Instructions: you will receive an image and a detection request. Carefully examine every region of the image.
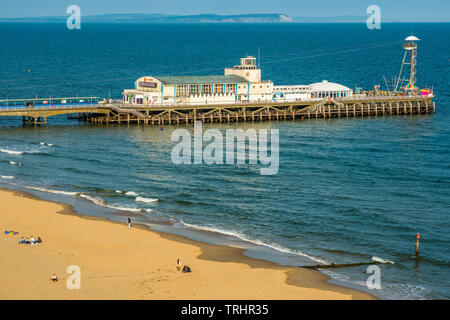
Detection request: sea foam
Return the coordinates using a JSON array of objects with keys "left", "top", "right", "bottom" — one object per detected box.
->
[
  {"left": 1, "top": 148, "right": 24, "bottom": 155},
  {"left": 135, "top": 196, "right": 159, "bottom": 203}
]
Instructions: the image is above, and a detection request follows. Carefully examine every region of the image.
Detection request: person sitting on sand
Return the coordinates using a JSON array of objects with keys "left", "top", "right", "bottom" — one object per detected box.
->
[
  {"left": 176, "top": 259, "right": 182, "bottom": 272},
  {"left": 51, "top": 274, "right": 58, "bottom": 282},
  {"left": 25, "top": 238, "right": 30, "bottom": 244},
  {"left": 30, "top": 236, "right": 36, "bottom": 245},
  {"left": 19, "top": 237, "right": 24, "bottom": 244},
  {"left": 37, "top": 237, "right": 42, "bottom": 243}
]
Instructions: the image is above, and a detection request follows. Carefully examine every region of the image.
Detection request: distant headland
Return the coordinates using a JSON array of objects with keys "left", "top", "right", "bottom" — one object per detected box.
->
[{"left": 0, "top": 13, "right": 292, "bottom": 23}]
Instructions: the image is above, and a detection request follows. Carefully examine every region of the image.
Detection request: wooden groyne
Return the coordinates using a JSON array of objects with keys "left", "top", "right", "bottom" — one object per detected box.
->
[{"left": 0, "top": 95, "right": 435, "bottom": 126}]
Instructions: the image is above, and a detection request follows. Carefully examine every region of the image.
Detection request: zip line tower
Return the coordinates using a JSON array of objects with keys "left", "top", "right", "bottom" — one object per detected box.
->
[{"left": 395, "top": 36, "right": 420, "bottom": 91}]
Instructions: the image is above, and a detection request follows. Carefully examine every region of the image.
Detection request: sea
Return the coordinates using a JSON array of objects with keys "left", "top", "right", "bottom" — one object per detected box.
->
[{"left": 0, "top": 22, "right": 449, "bottom": 299}]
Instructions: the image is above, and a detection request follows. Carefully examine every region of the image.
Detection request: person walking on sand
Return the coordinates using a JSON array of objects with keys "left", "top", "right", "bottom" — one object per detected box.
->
[
  {"left": 176, "top": 259, "right": 182, "bottom": 272},
  {"left": 127, "top": 217, "right": 132, "bottom": 230}
]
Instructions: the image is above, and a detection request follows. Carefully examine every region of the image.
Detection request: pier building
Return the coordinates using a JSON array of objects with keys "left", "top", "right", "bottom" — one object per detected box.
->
[
  {"left": 123, "top": 56, "right": 273, "bottom": 105},
  {"left": 309, "top": 80, "right": 353, "bottom": 98}
]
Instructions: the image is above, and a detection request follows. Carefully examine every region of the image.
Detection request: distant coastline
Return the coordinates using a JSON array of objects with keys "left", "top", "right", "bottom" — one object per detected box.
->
[{"left": 1, "top": 13, "right": 449, "bottom": 23}]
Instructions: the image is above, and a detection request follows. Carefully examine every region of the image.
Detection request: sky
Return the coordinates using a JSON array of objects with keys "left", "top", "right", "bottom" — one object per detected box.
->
[{"left": 0, "top": 0, "right": 449, "bottom": 20}]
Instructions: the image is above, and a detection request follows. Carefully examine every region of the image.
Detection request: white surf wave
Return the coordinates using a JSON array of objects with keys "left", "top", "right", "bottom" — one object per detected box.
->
[
  {"left": 40, "top": 142, "right": 54, "bottom": 147},
  {"left": 24, "top": 185, "right": 152, "bottom": 214},
  {"left": 79, "top": 194, "right": 107, "bottom": 206},
  {"left": 179, "top": 221, "right": 328, "bottom": 265},
  {"left": 1, "top": 148, "right": 24, "bottom": 155},
  {"left": 104, "top": 204, "right": 153, "bottom": 213},
  {"left": 25, "top": 186, "right": 78, "bottom": 196},
  {"left": 125, "top": 191, "right": 138, "bottom": 196},
  {"left": 0, "top": 175, "right": 15, "bottom": 179},
  {"left": 135, "top": 196, "right": 159, "bottom": 203},
  {"left": 371, "top": 256, "right": 395, "bottom": 264},
  {"left": 9, "top": 161, "right": 22, "bottom": 166}
]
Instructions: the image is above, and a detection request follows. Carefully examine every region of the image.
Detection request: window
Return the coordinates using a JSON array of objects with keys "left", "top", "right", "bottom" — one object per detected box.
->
[
  {"left": 190, "top": 84, "right": 199, "bottom": 95},
  {"left": 176, "top": 85, "right": 187, "bottom": 97},
  {"left": 214, "top": 84, "right": 224, "bottom": 94},
  {"left": 226, "top": 84, "right": 236, "bottom": 94},
  {"left": 201, "top": 84, "right": 212, "bottom": 95}
]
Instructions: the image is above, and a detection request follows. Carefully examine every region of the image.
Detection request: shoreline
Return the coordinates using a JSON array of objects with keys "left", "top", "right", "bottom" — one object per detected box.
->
[{"left": 0, "top": 187, "right": 376, "bottom": 299}]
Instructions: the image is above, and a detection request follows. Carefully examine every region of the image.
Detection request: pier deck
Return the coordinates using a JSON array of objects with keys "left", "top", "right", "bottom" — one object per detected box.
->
[{"left": 0, "top": 95, "right": 435, "bottom": 126}]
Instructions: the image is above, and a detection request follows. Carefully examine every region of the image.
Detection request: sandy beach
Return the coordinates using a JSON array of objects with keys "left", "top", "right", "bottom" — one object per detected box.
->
[{"left": 0, "top": 188, "right": 375, "bottom": 300}]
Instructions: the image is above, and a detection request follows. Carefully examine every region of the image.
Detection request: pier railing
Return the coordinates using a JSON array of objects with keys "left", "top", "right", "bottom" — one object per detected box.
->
[
  {"left": 115, "top": 94, "right": 431, "bottom": 109},
  {"left": 0, "top": 104, "right": 104, "bottom": 111}
]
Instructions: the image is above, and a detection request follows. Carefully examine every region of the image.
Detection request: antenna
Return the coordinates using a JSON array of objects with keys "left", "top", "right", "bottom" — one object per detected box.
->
[{"left": 258, "top": 47, "right": 261, "bottom": 69}]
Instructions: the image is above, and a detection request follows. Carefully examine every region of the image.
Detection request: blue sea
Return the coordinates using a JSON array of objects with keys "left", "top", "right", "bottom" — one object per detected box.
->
[{"left": 0, "top": 22, "right": 449, "bottom": 299}]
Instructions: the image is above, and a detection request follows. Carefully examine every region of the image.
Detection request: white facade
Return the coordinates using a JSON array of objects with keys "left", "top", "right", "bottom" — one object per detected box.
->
[
  {"left": 123, "top": 56, "right": 273, "bottom": 105},
  {"left": 309, "top": 80, "right": 353, "bottom": 98},
  {"left": 272, "top": 85, "right": 311, "bottom": 101}
]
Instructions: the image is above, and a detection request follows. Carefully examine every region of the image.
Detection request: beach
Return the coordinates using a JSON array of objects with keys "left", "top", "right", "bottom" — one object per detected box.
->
[{"left": 0, "top": 188, "right": 374, "bottom": 300}]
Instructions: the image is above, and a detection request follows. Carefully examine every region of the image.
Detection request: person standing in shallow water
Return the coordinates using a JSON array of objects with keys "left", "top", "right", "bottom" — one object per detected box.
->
[{"left": 127, "top": 217, "right": 132, "bottom": 230}]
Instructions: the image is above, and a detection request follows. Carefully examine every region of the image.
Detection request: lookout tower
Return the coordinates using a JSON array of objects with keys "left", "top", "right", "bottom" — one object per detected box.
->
[
  {"left": 224, "top": 56, "right": 261, "bottom": 82},
  {"left": 395, "top": 36, "right": 420, "bottom": 91}
]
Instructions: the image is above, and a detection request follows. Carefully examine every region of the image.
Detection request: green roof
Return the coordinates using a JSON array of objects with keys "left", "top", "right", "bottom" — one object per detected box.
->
[{"left": 155, "top": 75, "right": 248, "bottom": 85}]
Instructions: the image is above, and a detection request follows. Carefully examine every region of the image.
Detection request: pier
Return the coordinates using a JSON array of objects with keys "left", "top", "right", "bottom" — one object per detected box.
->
[{"left": 0, "top": 95, "right": 435, "bottom": 126}]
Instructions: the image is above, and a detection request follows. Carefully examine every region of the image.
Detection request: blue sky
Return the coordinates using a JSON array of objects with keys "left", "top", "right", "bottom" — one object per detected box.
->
[{"left": 0, "top": 0, "right": 449, "bottom": 20}]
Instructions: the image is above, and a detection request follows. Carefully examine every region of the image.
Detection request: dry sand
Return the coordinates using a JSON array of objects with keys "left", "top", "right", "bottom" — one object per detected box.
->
[{"left": 0, "top": 188, "right": 375, "bottom": 300}]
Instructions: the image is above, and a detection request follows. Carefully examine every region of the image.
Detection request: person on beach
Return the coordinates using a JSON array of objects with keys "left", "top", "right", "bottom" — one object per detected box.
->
[
  {"left": 37, "top": 236, "right": 42, "bottom": 243},
  {"left": 19, "top": 237, "right": 24, "bottom": 244},
  {"left": 176, "top": 259, "right": 182, "bottom": 272},
  {"left": 25, "top": 238, "right": 30, "bottom": 244},
  {"left": 30, "top": 236, "right": 36, "bottom": 245},
  {"left": 51, "top": 274, "right": 58, "bottom": 282},
  {"left": 127, "top": 217, "right": 132, "bottom": 230}
]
